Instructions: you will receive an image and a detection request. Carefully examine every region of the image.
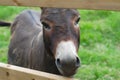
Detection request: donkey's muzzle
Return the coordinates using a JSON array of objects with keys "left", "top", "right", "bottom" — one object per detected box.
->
[
  {"left": 56, "top": 56, "right": 80, "bottom": 77},
  {"left": 55, "top": 41, "right": 80, "bottom": 76}
]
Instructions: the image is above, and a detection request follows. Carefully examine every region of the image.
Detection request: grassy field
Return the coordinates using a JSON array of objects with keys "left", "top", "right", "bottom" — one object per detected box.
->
[{"left": 0, "top": 6, "right": 120, "bottom": 80}]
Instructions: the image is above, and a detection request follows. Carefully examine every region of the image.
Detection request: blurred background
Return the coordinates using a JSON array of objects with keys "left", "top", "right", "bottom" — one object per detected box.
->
[{"left": 0, "top": 6, "right": 120, "bottom": 80}]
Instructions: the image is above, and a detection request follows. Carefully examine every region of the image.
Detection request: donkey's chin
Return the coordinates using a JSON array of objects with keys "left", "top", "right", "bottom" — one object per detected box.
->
[{"left": 56, "top": 65, "right": 78, "bottom": 77}]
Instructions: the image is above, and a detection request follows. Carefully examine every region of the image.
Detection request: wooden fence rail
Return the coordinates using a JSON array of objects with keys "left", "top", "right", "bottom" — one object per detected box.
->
[
  {"left": 0, "top": 63, "right": 74, "bottom": 80},
  {"left": 0, "top": 0, "right": 120, "bottom": 10}
]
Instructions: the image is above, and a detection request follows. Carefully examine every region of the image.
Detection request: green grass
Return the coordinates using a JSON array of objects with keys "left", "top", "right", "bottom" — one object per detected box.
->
[
  {"left": 0, "top": 6, "right": 120, "bottom": 80},
  {"left": 0, "top": 27, "right": 10, "bottom": 63}
]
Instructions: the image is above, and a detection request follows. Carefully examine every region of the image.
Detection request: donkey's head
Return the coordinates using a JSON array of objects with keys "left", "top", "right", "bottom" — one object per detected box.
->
[{"left": 41, "top": 8, "right": 80, "bottom": 77}]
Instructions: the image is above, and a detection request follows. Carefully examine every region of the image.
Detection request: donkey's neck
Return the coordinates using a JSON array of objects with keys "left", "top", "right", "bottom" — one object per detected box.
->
[
  {"left": 31, "top": 31, "right": 60, "bottom": 75},
  {"left": 29, "top": 31, "right": 45, "bottom": 70}
]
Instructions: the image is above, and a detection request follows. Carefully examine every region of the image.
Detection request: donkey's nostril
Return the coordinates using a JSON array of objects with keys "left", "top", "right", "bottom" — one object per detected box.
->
[
  {"left": 56, "top": 58, "right": 61, "bottom": 67},
  {"left": 76, "top": 57, "right": 80, "bottom": 67}
]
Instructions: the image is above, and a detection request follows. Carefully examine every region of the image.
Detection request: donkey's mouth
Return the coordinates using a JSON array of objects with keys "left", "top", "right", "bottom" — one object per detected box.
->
[
  {"left": 55, "top": 57, "right": 80, "bottom": 77},
  {"left": 56, "top": 63, "right": 79, "bottom": 77}
]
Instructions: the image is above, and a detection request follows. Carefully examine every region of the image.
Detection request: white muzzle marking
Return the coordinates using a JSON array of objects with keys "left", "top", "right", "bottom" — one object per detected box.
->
[{"left": 55, "top": 41, "right": 78, "bottom": 59}]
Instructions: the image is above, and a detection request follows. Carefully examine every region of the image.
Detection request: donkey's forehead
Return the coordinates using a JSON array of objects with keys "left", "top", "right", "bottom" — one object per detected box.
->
[
  {"left": 48, "top": 8, "right": 77, "bottom": 13},
  {"left": 41, "top": 8, "right": 79, "bottom": 16},
  {"left": 41, "top": 8, "right": 80, "bottom": 24}
]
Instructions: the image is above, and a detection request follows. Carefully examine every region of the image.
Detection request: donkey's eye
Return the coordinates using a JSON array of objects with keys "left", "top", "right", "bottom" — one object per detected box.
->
[
  {"left": 76, "top": 17, "right": 80, "bottom": 24},
  {"left": 42, "top": 22, "right": 51, "bottom": 30}
]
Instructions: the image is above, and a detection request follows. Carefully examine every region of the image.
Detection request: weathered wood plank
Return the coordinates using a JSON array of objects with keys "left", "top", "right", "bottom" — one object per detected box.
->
[
  {"left": 0, "top": 0, "right": 120, "bottom": 10},
  {"left": 0, "top": 63, "right": 74, "bottom": 80}
]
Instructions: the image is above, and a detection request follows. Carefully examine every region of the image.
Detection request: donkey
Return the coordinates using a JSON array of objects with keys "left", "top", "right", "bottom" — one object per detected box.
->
[{"left": 1, "top": 8, "right": 81, "bottom": 77}]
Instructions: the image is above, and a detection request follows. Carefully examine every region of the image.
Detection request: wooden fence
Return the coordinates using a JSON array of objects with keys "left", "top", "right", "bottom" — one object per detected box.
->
[
  {"left": 0, "top": 63, "right": 74, "bottom": 80},
  {"left": 0, "top": 0, "right": 120, "bottom": 10}
]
